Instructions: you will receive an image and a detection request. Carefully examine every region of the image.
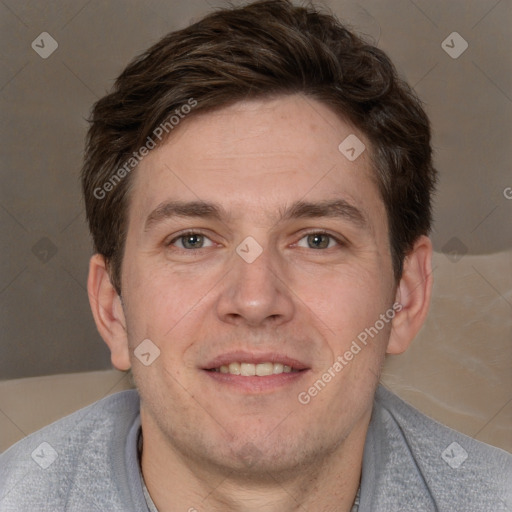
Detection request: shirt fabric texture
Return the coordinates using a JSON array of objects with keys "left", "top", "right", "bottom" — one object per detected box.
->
[{"left": 1, "top": 385, "right": 511, "bottom": 511}]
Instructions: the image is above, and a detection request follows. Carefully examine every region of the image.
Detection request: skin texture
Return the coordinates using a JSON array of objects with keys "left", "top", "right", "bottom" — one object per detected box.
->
[{"left": 88, "top": 94, "right": 433, "bottom": 512}]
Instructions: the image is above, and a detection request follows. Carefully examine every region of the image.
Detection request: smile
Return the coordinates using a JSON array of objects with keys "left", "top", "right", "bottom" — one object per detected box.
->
[{"left": 210, "top": 362, "right": 300, "bottom": 376}]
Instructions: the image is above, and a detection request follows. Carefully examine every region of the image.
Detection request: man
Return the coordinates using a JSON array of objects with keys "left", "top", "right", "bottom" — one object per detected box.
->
[{"left": 1, "top": 1, "right": 510, "bottom": 511}]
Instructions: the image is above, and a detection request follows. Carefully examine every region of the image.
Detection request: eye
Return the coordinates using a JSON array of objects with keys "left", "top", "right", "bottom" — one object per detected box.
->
[
  {"left": 296, "top": 232, "right": 341, "bottom": 250},
  {"left": 169, "top": 232, "right": 214, "bottom": 250}
]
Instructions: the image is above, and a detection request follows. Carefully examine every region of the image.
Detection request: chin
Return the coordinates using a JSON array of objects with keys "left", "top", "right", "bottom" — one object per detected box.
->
[{"left": 202, "top": 428, "right": 319, "bottom": 477}]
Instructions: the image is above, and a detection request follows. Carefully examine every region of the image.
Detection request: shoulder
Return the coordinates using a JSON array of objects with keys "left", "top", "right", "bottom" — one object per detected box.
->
[
  {"left": 373, "top": 385, "right": 512, "bottom": 510},
  {"left": 0, "top": 390, "right": 140, "bottom": 512}
]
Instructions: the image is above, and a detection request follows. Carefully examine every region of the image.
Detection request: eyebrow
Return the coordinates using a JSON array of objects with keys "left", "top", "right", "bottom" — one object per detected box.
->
[
  {"left": 144, "top": 198, "right": 368, "bottom": 231},
  {"left": 145, "top": 200, "right": 225, "bottom": 231},
  {"left": 279, "top": 199, "right": 368, "bottom": 228}
]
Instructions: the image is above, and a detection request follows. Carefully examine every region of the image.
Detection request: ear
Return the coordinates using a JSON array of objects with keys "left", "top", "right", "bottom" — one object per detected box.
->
[
  {"left": 87, "top": 254, "right": 131, "bottom": 370},
  {"left": 386, "top": 235, "right": 433, "bottom": 355}
]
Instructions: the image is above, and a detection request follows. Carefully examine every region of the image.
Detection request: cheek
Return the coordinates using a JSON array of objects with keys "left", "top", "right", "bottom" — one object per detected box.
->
[
  {"left": 122, "top": 257, "right": 226, "bottom": 375},
  {"left": 291, "top": 260, "right": 390, "bottom": 338},
  {"left": 123, "top": 254, "right": 194, "bottom": 325}
]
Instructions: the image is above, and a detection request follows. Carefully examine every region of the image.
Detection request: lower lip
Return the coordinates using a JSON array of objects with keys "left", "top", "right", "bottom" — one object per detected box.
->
[{"left": 203, "top": 369, "right": 309, "bottom": 392}]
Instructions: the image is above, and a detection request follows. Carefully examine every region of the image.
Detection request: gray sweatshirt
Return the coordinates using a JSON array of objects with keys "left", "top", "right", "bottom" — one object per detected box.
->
[{"left": 1, "top": 385, "right": 510, "bottom": 511}]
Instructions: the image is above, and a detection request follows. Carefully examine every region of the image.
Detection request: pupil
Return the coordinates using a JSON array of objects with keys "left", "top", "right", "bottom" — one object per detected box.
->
[
  {"left": 308, "top": 234, "right": 328, "bottom": 249},
  {"left": 184, "top": 234, "right": 202, "bottom": 248}
]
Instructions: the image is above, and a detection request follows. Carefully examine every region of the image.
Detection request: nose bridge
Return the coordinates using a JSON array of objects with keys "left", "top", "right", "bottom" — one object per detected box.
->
[
  {"left": 236, "top": 241, "right": 277, "bottom": 292},
  {"left": 216, "top": 239, "right": 294, "bottom": 325}
]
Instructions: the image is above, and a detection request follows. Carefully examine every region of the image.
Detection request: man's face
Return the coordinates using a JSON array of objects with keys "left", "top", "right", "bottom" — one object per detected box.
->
[{"left": 121, "top": 94, "right": 397, "bottom": 473}]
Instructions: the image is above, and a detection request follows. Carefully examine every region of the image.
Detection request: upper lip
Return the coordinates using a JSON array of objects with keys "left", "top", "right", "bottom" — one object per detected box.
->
[{"left": 203, "top": 351, "right": 310, "bottom": 371}]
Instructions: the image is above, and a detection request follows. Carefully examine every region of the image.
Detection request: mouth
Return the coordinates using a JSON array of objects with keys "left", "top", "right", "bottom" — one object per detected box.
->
[
  {"left": 202, "top": 352, "right": 309, "bottom": 392},
  {"left": 208, "top": 362, "right": 301, "bottom": 376}
]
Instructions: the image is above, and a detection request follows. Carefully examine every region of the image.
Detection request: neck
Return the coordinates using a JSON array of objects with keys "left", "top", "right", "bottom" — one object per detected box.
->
[{"left": 140, "top": 409, "right": 370, "bottom": 512}]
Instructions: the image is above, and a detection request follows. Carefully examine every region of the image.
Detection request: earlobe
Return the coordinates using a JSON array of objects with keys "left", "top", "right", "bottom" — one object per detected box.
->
[
  {"left": 87, "top": 254, "right": 131, "bottom": 371},
  {"left": 386, "top": 235, "right": 433, "bottom": 355}
]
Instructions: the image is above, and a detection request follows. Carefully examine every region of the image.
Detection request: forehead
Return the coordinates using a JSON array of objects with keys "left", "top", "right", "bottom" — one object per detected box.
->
[{"left": 127, "top": 94, "right": 384, "bottom": 229}]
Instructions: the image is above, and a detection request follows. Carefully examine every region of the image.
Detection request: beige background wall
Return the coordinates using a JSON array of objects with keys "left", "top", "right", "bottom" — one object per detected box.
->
[{"left": 1, "top": 1, "right": 510, "bottom": 451}]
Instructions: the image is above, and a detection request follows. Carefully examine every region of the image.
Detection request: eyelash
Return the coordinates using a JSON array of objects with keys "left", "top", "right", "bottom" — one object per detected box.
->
[
  {"left": 166, "top": 230, "right": 214, "bottom": 250},
  {"left": 295, "top": 231, "right": 346, "bottom": 250},
  {"left": 166, "top": 230, "right": 346, "bottom": 251}
]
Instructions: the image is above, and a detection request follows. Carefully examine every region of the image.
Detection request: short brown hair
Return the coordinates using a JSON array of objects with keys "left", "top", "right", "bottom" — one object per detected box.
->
[{"left": 82, "top": 0, "right": 436, "bottom": 294}]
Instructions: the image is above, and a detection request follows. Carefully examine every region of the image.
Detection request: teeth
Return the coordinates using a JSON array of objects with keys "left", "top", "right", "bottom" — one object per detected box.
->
[
  {"left": 228, "top": 362, "right": 241, "bottom": 375},
  {"left": 256, "top": 362, "right": 273, "bottom": 376},
  {"left": 240, "top": 363, "right": 256, "bottom": 376},
  {"left": 273, "top": 363, "right": 284, "bottom": 374},
  {"left": 216, "top": 362, "right": 299, "bottom": 376}
]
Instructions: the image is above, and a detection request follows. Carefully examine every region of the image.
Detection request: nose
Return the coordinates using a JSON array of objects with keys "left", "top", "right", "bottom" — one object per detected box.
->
[{"left": 215, "top": 242, "right": 295, "bottom": 328}]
